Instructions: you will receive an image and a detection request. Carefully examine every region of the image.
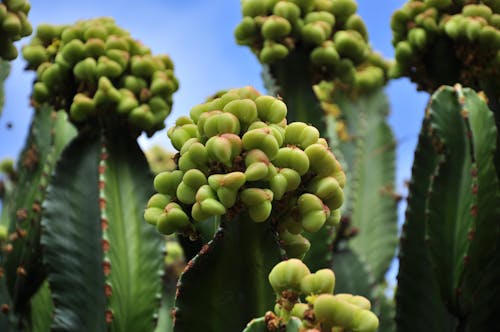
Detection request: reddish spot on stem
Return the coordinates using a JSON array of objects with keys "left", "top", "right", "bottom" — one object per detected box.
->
[
  {"left": 471, "top": 168, "right": 478, "bottom": 177},
  {"left": 99, "top": 180, "right": 105, "bottom": 190},
  {"left": 103, "top": 261, "right": 111, "bottom": 276},
  {"left": 16, "top": 266, "right": 26, "bottom": 276},
  {"left": 3, "top": 244, "right": 13, "bottom": 253},
  {"left": 1, "top": 304, "right": 9, "bottom": 314},
  {"left": 16, "top": 208, "right": 28, "bottom": 222},
  {"left": 470, "top": 206, "right": 478, "bottom": 217},
  {"left": 32, "top": 202, "right": 42, "bottom": 214},
  {"left": 472, "top": 184, "right": 478, "bottom": 194},
  {"left": 468, "top": 229, "right": 476, "bottom": 241},
  {"left": 101, "top": 218, "right": 108, "bottom": 231},
  {"left": 16, "top": 228, "right": 27, "bottom": 239},
  {"left": 99, "top": 198, "right": 106, "bottom": 210},
  {"left": 104, "top": 283, "right": 112, "bottom": 297},
  {"left": 99, "top": 165, "right": 106, "bottom": 175},
  {"left": 101, "top": 152, "right": 108, "bottom": 161},
  {"left": 463, "top": 255, "right": 470, "bottom": 265},
  {"left": 102, "top": 239, "right": 110, "bottom": 252},
  {"left": 105, "top": 310, "right": 113, "bottom": 324}
]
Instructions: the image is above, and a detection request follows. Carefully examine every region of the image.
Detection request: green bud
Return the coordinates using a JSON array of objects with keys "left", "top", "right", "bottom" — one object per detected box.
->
[
  {"left": 105, "top": 35, "right": 130, "bottom": 51},
  {"left": 3, "top": 12, "right": 21, "bottom": 35},
  {"left": 298, "top": 193, "right": 328, "bottom": 232},
  {"left": 122, "top": 75, "right": 147, "bottom": 95},
  {"left": 22, "top": 45, "right": 48, "bottom": 68},
  {"left": 268, "top": 258, "right": 310, "bottom": 294},
  {"left": 168, "top": 123, "right": 199, "bottom": 151},
  {"left": 334, "top": 30, "right": 367, "bottom": 64},
  {"left": 309, "top": 176, "right": 343, "bottom": 208},
  {"left": 462, "top": 4, "right": 492, "bottom": 20},
  {"left": 157, "top": 203, "right": 190, "bottom": 235},
  {"left": 330, "top": 0, "right": 357, "bottom": 22},
  {"left": 131, "top": 55, "right": 157, "bottom": 78},
  {"left": 255, "top": 96, "right": 287, "bottom": 124},
  {"left": 154, "top": 170, "right": 183, "bottom": 196},
  {"left": 84, "top": 38, "right": 106, "bottom": 58},
  {"left": 41, "top": 63, "right": 64, "bottom": 88},
  {"left": 223, "top": 98, "right": 258, "bottom": 125},
  {"left": 262, "top": 15, "right": 292, "bottom": 40},
  {"left": 335, "top": 294, "right": 371, "bottom": 310},
  {"left": 346, "top": 14, "right": 368, "bottom": 41},
  {"left": 478, "top": 26, "right": 500, "bottom": 50},
  {"left": 273, "top": 147, "right": 310, "bottom": 175},
  {"left": 245, "top": 161, "right": 270, "bottom": 181},
  {"left": 423, "top": 0, "right": 452, "bottom": 10},
  {"left": 32, "top": 82, "right": 49, "bottom": 103},
  {"left": 280, "top": 230, "right": 311, "bottom": 259},
  {"left": 260, "top": 41, "right": 289, "bottom": 63},
  {"left": 270, "top": 173, "right": 288, "bottom": 200},
  {"left": 117, "top": 89, "right": 139, "bottom": 114},
  {"left": 83, "top": 25, "right": 108, "bottom": 41},
  {"left": 290, "top": 303, "right": 309, "bottom": 319},
  {"left": 273, "top": 1, "right": 301, "bottom": 23},
  {"left": 305, "top": 143, "right": 340, "bottom": 176},
  {"left": 242, "top": 0, "right": 268, "bottom": 17},
  {"left": 106, "top": 49, "right": 129, "bottom": 69},
  {"left": 242, "top": 127, "right": 280, "bottom": 159},
  {"left": 94, "top": 77, "right": 121, "bottom": 105},
  {"left": 235, "top": 17, "right": 258, "bottom": 44},
  {"left": 144, "top": 207, "right": 163, "bottom": 225},
  {"left": 61, "top": 39, "right": 86, "bottom": 65},
  {"left": 205, "top": 133, "right": 243, "bottom": 166},
  {"left": 165, "top": 241, "right": 184, "bottom": 266},
  {"left": 61, "top": 27, "right": 82, "bottom": 43},
  {"left": 203, "top": 112, "right": 241, "bottom": 137},
  {"left": 128, "top": 105, "right": 155, "bottom": 130},
  {"left": 351, "top": 309, "right": 379, "bottom": 332},
  {"left": 300, "top": 269, "right": 335, "bottom": 295},
  {"left": 394, "top": 41, "right": 414, "bottom": 65},
  {"left": 241, "top": 188, "right": 273, "bottom": 209},
  {"left": 301, "top": 22, "right": 328, "bottom": 45},
  {"left": 408, "top": 27, "right": 427, "bottom": 50},
  {"left": 74, "top": 57, "right": 97, "bottom": 82},
  {"left": 284, "top": 122, "right": 320, "bottom": 148},
  {"left": 70, "top": 93, "right": 95, "bottom": 121},
  {"left": 325, "top": 209, "right": 341, "bottom": 226},
  {"left": 191, "top": 202, "right": 211, "bottom": 222},
  {"left": 311, "top": 43, "right": 340, "bottom": 68},
  {"left": 96, "top": 56, "right": 124, "bottom": 78}
]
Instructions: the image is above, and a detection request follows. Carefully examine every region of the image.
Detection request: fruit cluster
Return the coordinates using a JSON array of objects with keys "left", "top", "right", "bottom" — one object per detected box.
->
[
  {"left": 0, "top": 0, "right": 31, "bottom": 60},
  {"left": 234, "top": 0, "right": 390, "bottom": 92},
  {"left": 391, "top": 0, "right": 500, "bottom": 91},
  {"left": 22, "top": 17, "right": 178, "bottom": 135},
  {"left": 266, "top": 259, "right": 379, "bottom": 331},
  {"left": 144, "top": 87, "right": 345, "bottom": 258}
]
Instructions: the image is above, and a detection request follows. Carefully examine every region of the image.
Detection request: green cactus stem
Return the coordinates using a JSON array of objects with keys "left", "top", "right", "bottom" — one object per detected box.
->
[
  {"left": 1, "top": 107, "right": 76, "bottom": 317},
  {"left": 396, "top": 85, "right": 500, "bottom": 331},
  {"left": 0, "top": 0, "right": 32, "bottom": 60}
]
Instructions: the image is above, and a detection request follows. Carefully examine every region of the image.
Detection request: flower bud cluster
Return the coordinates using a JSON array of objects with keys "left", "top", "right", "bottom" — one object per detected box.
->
[
  {"left": 267, "top": 259, "right": 379, "bottom": 332},
  {"left": 0, "top": 0, "right": 31, "bottom": 60},
  {"left": 234, "top": 0, "right": 390, "bottom": 92},
  {"left": 145, "top": 87, "right": 345, "bottom": 258},
  {"left": 22, "top": 17, "right": 178, "bottom": 135},
  {"left": 391, "top": 0, "right": 500, "bottom": 91}
]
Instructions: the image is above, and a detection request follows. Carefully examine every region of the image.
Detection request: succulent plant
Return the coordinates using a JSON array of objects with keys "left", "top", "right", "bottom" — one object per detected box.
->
[
  {"left": 145, "top": 86, "right": 345, "bottom": 259},
  {"left": 391, "top": 0, "right": 499, "bottom": 97},
  {"left": 22, "top": 17, "right": 178, "bottom": 135},
  {"left": 235, "top": 0, "right": 390, "bottom": 93},
  {"left": 244, "top": 258, "right": 379, "bottom": 332},
  {"left": 0, "top": 0, "right": 31, "bottom": 60}
]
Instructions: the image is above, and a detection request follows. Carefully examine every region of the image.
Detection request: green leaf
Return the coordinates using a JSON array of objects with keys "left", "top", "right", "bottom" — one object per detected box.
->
[
  {"left": 174, "top": 213, "right": 282, "bottom": 332},
  {"left": 0, "top": 60, "right": 10, "bottom": 116},
  {"left": 41, "top": 132, "right": 107, "bottom": 331},
  {"left": 338, "top": 90, "right": 398, "bottom": 283},
  {"left": 102, "top": 129, "right": 163, "bottom": 332},
  {"left": 3, "top": 107, "right": 76, "bottom": 313},
  {"left": 395, "top": 111, "right": 456, "bottom": 332},
  {"left": 242, "top": 316, "right": 302, "bottom": 332},
  {"left": 27, "top": 280, "right": 52, "bottom": 332}
]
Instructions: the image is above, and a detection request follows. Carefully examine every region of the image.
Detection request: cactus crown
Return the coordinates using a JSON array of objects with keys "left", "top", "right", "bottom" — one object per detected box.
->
[
  {"left": 145, "top": 86, "right": 345, "bottom": 258},
  {"left": 391, "top": 0, "right": 500, "bottom": 91},
  {"left": 0, "top": 0, "right": 32, "bottom": 60},
  {"left": 264, "top": 259, "right": 379, "bottom": 332},
  {"left": 22, "top": 17, "right": 178, "bottom": 135},
  {"left": 235, "top": 0, "right": 390, "bottom": 93}
]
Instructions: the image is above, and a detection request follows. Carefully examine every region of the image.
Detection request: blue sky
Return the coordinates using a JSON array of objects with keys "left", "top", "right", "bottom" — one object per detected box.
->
[{"left": 0, "top": 1, "right": 430, "bottom": 287}]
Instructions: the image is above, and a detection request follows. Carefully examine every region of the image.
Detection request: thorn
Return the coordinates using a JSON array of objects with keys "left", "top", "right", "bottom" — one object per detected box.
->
[
  {"left": 3, "top": 244, "right": 13, "bottom": 253},
  {"left": 470, "top": 205, "right": 478, "bottom": 217},
  {"left": 463, "top": 255, "right": 470, "bottom": 265},
  {"left": 1, "top": 304, "right": 9, "bottom": 314},
  {"left": 99, "top": 198, "right": 106, "bottom": 210},
  {"left": 99, "top": 165, "right": 106, "bottom": 175},
  {"left": 99, "top": 180, "right": 105, "bottom": 190},
  {"left": 468, "top": 228, "right": 476, "bottom": 241},
  {"left": 16, "top": 228, "right": 27, "bottom": 239}
]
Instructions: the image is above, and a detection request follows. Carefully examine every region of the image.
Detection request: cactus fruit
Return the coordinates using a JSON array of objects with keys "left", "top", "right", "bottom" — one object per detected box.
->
[
  {"left": 253, "top": 258, "right": 379, "bottom": 331},
  {"left": 22, "top": 17, "right": 178, "bottom": 135},
  {"left": 146, "top": 87, "right": 344, "bottom": 257},
  {"left": 235, "top": 0, "right": 390, "bottom": 93},
  {"left": 0, "top": 0, "right": 31, "bottom": 60},
  {"left": 391, "top": 0, "right": 500, "bottom": 94}
]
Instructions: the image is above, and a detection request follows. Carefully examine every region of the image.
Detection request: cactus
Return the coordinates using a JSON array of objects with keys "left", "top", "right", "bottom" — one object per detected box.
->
[
  {"left": 395, "top": 85, "right": 500, "bottom": 331},
  {"left": 0, "top": 0, "right": 32, "bottom": 60},
  {"left": 243, "top": 258, "right": 379, "bottom": 332}
]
